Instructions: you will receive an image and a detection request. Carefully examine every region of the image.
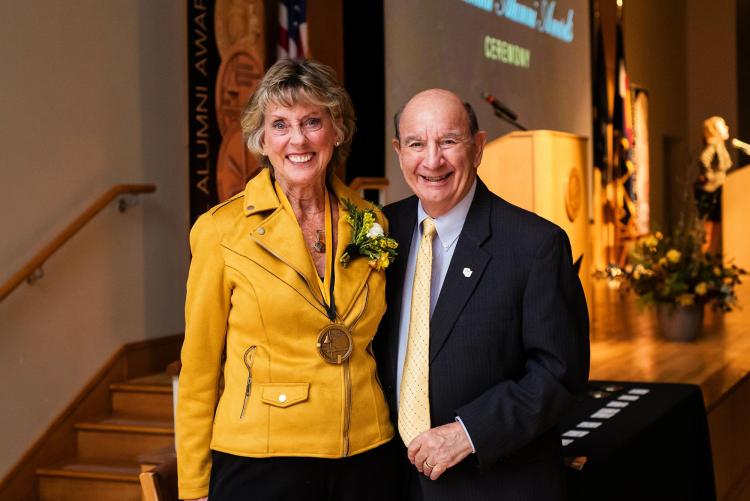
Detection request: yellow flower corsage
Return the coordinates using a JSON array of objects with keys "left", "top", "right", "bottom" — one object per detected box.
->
[{"left": 339, "top": 199, "right": 398, "bottom": 270}]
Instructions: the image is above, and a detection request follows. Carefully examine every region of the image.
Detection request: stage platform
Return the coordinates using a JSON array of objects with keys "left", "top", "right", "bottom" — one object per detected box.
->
[{"left": 589, "top": 281, "right": 750, "bottom": 500}]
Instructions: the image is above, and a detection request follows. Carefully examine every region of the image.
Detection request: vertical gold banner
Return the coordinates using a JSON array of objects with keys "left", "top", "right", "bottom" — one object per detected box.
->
[{"left": 214, "top": 0, "right": 267, "bottom": 201}]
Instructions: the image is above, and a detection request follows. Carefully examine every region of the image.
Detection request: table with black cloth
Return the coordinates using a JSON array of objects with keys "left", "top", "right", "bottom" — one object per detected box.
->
[{"left": 560, "top": 381, "right": 716, "bottom": 501}]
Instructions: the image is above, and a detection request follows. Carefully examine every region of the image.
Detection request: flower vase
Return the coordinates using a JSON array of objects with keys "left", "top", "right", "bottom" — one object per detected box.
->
[{"left": 656, "top": 303, "right": 704, "bottom": 342}]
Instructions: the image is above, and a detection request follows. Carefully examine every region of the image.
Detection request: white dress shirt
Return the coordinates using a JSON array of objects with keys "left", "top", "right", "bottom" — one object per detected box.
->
[{"left": 396, "top": 179, "right": 478, "bottom": 451}]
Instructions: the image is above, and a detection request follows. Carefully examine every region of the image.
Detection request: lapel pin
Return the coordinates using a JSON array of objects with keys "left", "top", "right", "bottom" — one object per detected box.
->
[{"left": 462, "top": 267, "right": 473, "bottom": 277}]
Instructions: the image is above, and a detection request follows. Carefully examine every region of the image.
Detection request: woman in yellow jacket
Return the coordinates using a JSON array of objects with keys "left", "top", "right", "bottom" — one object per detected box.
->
[{"left": 177, "top": 59, "right": 398, "bottom": 500}]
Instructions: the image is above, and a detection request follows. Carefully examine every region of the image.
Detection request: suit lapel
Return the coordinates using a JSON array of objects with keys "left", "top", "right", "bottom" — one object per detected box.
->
[
  {"left": 384, "top": 198, "right": 418, "bottom": 375},
  {"left": 330, "top": 177, "right": 374, "bottom": 320},
  {"left": 429, "top": 182, "right": 493, "bottom": 363}
]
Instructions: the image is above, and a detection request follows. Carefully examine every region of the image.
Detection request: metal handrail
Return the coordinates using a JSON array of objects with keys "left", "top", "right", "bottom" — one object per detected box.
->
[{"left": 0, "top": 184, "right": 156, "bottom": 302}]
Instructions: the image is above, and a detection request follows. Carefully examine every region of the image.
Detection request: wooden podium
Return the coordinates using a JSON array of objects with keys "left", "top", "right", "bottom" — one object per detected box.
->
[
  {"left": 722, "top": 165, "right": 750, "bottom": 270},
  {"left": 478, "top": 130, "right": 591, "bottom": 309}
]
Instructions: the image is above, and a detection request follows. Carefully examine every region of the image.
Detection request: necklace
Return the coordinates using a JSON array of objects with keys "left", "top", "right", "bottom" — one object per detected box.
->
[
  {"left": 314, "top": 190, "right": 353, "bottom": 365},
  {"left": 313, "top": 230, "right": 326, "bottom": 253}
]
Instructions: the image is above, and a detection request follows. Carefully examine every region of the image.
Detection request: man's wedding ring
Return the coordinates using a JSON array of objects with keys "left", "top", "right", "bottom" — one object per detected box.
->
[{"left": 425, "top": 461, "right": 435, "bottom": 468}]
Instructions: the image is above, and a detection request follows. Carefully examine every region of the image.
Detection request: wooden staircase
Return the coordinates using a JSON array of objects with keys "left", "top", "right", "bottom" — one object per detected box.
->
[{"left": 35, "top": 374, "right": 175, "bottom": 501}]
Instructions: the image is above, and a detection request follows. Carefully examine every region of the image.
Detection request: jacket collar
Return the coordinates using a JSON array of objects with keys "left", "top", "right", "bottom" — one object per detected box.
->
[
  {"left": 243, "top": 169, "right": 374, "bottom": 322},
  {"left": 243, "top": 168, "right": 281, "bottom": 216}
]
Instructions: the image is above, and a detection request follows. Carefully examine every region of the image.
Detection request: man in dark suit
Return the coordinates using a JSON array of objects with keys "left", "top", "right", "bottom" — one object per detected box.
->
[{"left": 376, "top": 89, "right": 589, "bottom": 500}]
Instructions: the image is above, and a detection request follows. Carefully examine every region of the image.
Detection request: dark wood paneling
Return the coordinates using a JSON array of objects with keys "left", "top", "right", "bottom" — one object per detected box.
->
[{"left": 342, "top": 1, "right": 385, "bottom": 184}]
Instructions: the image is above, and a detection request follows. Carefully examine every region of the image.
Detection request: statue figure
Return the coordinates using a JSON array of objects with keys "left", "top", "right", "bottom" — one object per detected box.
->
[{"left": 694, "top": 116, "right": 732, "bottom": 253}]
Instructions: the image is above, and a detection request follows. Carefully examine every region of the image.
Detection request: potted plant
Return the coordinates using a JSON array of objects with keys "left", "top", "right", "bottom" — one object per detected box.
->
[{"left": 602, "top": 225, "right": 746, "bottom": 341}]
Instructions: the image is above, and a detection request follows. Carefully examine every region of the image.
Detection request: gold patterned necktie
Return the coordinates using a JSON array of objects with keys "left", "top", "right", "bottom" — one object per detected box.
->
[{"left": 399, "top": 217, "right": 437, "bottom": 446}]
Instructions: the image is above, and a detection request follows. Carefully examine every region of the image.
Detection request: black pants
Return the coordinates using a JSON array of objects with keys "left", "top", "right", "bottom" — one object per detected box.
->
[
  {"left": 694, "top": 184, "right": 722, "bottom": 222},
  {"left": 208, "top": 440, "right": 401, "bottom": 501}
]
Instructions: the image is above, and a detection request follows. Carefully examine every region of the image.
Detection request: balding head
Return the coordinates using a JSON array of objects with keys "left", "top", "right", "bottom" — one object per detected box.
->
[{"left": 394, "top": 89, "right": 479, "bottom": 143}]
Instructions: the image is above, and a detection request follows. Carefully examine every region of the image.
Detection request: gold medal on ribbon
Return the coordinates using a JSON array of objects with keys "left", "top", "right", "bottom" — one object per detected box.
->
[{"left": 317, "top": 324, "right": 353, "bottom": 364}]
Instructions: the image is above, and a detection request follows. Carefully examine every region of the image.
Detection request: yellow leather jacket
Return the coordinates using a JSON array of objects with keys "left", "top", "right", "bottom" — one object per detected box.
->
[{"left": 176, "top": 169, "right": 394, "bottom": 499}]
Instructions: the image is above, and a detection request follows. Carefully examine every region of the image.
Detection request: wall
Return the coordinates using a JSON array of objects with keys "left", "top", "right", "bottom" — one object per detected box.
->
[
  {"left": 624, "top": 0, "right": 738, "bottom": 231},
  {"left": 623, "top": 0, "right": 688, "bottom": 230},
  {"left": 0, "top": 1, "right": 188, "bottom": 477},
  {"left": 685, "top": 0, "right": 738, "bottom": 168},
  {"left": 739, "top": 0, "right": 750, "bottom": 166}
]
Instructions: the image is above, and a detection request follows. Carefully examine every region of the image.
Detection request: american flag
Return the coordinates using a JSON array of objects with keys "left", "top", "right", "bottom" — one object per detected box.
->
[
  {"left": 612, "top": 21, "right": 636, "bottom": 225},
  {"left": 278, "top": 0, "right": 308, "bottom": 60}
]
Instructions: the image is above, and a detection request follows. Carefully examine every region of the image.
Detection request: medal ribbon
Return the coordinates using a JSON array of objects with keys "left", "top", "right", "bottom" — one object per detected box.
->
[{"left": 322, "top": 188, "right": 337, "bottom": 322}]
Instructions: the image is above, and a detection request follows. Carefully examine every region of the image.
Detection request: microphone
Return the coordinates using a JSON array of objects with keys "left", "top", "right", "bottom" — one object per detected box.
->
[
  {"left": 480, "top": 92, "right": 518, "bottom": 121},
  {"left": 731, "top": 138, "right": 750, "bottom": 155}
]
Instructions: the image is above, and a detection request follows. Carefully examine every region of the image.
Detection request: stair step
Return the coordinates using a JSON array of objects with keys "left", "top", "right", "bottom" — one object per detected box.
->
[
  {"left": 111, "top": 373, "right": 174, "bottom": 418},
  {"left": 37, "top": 458, "right": 142, "bottom": 501},
  {"left": 137, "top": 446, "right": 177, "bottom": 472},
  {"left": 76, "top": 414, "right": 174, "bottom": 460},
  {"left": 37, "top": 457, "right": 141, "bottom": 481},
  {"left": 110, "top": 373, "right": 172, "bottom": 393},
  {"left": 76, "top": 414, "right": 173, "bottom": 434},
  {"left": 111, "top": 391, "right": 174, "bottom": 419}
]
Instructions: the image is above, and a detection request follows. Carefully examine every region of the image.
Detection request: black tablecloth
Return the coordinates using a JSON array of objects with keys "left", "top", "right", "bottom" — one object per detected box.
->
[{"left": 561, "top": 381, "right": 716, "bottom": 501}]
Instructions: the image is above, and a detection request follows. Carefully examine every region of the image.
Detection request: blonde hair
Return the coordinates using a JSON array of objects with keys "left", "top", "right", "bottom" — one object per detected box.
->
[
  {"left": 703, "top": 116, "right": 726, "bottom": 146},
  {"left": 240, "top": 59, "right": 356, "bottom": 172},
  {"left": 699, "top": 116, "right": 732, "bottom": 176}
]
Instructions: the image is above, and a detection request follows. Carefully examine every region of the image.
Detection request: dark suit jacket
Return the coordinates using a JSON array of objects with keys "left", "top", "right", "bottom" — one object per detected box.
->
[{"left": 376, "top": 180, "right": 590, "bottom": 501}]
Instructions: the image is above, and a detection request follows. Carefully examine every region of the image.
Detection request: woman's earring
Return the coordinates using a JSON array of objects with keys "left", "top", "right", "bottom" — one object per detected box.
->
[{"left": 335, "top": 141, "right": 341, "bottom": 147}]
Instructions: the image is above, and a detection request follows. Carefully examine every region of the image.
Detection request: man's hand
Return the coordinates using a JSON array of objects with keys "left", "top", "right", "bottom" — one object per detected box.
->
[{"left": 407, "top": 422, "right": 473, "bottom": 480}]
